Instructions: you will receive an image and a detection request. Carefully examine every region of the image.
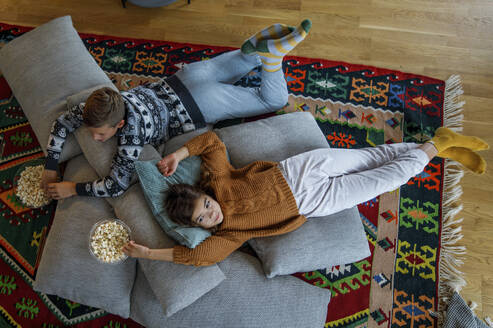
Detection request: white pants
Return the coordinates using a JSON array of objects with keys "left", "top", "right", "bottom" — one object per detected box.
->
[{"left": 278, "top": 143, "right": 429, "bottom": 218}]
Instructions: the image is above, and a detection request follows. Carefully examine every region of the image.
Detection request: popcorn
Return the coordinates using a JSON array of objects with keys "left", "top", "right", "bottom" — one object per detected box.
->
[
  {"left": 15, "top": 164, "right": 51, "bottom": 208},
  {"left": 90, "top": 220, "right": 130, "bottom": 263}
]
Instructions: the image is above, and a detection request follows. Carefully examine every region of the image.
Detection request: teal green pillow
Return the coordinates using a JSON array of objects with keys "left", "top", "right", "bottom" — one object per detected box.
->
[{"left": 134, "top": 156, "right": 211, "bottom": 248}]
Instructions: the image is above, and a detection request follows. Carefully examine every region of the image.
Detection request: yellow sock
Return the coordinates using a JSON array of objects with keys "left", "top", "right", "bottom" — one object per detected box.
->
[
  {"left": 256, "top": 19, "right": 312, "bottom": 72},
  {"left": 241, "top": 23, "right": 295, "bottom": 55},
  {"left": 438, "top": 147, "right": 486, "bottom": 174},
  {"left": 430, "top": 127, "right": 489, "bottom": 153}
]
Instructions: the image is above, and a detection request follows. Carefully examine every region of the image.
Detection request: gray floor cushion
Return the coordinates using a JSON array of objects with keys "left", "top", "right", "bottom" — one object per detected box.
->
[
  {"left": 249, "top": 207, "right": 371, "bottom": 278},
  {"left": 0, "top": 16, "right": 113, "bottom": 162},
  {"left": 33, "top": 154, "right": 136, "bottom": 318},
  {"left": 130, "top": 252, "right": 331, "bottom": 328},
  {"left": 214, "top": 111, "right": 328, "bottom": 167}
]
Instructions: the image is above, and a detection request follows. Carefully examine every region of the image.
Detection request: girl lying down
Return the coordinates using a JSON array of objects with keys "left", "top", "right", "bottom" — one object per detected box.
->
[{"left": 122, "top": 129, "right": 488, "bottom": 266}]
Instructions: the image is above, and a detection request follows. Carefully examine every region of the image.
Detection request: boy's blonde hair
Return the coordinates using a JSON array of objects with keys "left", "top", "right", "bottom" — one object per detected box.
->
[{"left": 83, "top": 87, "right": 125, "bottom": 127}]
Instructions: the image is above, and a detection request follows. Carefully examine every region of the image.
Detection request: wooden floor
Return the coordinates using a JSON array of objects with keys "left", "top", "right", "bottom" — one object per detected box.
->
[{"left": 1, "top": 0, "right": 492, "bottom": 320}]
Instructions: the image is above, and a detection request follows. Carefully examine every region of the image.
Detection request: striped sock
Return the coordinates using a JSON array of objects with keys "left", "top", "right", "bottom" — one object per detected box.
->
[
  {"left": 241, "top": 23, "right": 295, "bottom": 55},
  {"left": 256, "top": 19, "right": 312, "bottom": 72}
]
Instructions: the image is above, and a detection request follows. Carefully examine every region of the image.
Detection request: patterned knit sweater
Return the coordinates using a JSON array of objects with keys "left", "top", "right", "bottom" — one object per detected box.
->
[
  {"left": 173, "top": 131, "right": 307, "bottom": 266},
  {"left": 45, "top": 77, "right": 204, "bottom": 197}
]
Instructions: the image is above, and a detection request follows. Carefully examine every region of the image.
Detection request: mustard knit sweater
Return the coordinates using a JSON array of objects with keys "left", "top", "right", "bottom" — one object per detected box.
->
[{"left": 173, "top": 131, "right": 306, "bottom": 266}]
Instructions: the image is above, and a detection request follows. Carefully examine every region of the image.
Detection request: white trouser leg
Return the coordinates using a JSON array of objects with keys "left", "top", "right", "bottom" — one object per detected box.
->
[{"left": 279, "top": 143, "right": 428, "bottom": 217}]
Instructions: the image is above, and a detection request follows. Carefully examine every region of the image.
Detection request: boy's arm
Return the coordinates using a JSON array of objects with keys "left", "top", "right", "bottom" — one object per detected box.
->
[
  {"left": 45, "top": 103, "right": 85, "bottom": 170},
  {"left": 74, "top": 134, "right": 146, "bottom": 198},
  {"left": 47, "top": 119, "right": 147, "bottom": 199},
  {"left": 42, "top": 103, "right": 84, "bottom": 191}
]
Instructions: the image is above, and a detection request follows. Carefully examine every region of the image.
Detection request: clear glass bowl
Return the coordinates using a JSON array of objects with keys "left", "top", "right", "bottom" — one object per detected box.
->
[
  {"left": 89, "top": 219, "right": 131, "bottom": 265},
  {"left": 13, "top": 158, "right": 53, "bottom": 209}
]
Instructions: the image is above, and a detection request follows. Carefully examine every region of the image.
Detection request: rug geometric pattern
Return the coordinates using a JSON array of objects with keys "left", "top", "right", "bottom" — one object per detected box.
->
[{"left": 0, "top": 22, "right": 445, "bottom": 327}]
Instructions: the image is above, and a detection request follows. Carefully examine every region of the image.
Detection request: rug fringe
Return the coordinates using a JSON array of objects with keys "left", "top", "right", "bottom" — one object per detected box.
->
[
  {"left": 443, "top": 74, "right": 465, "bottom": 132},
  {"left": 436, "top": 75, "right": 467, "bottom": 326}
]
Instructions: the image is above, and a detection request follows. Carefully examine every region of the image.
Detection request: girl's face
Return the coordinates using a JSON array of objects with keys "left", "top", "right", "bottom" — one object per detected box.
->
[{"left": 191, "top": 194, "right": 224, "bottom": 229}]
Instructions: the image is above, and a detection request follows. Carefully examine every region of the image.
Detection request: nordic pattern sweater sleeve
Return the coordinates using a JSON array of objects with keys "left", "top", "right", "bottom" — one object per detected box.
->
[
  {"left": 45, "top": 103, "right": 84, "bottom": 170},
  {"left": 75, "top": 128, "right": 146, "bottom": 198}
]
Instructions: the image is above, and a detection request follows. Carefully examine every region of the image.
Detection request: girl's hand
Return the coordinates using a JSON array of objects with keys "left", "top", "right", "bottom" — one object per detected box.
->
[
  {"left": 122, "top": 240, "right": 150, "bottom": 259},
  {"left": 157, "top": 153, "right": 180, "bottom": 177}
]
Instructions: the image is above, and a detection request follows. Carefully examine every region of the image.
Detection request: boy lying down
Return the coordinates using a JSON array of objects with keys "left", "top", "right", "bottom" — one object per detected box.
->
[
  {"left": 41, "top": 20, "right": 313, "bottom": 199},
  {"left": 122, "top": 129, "right": 488, "bottom": 266}
]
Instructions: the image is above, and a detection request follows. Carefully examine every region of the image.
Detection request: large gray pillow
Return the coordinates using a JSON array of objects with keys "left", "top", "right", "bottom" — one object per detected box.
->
[
  {"left": 33, "top": 154, "right": 136, "bottom": 318},
  {"left": 249, "top": 207, "right": 371, "bottom": 277},
  {"left": 215, "top": 112, "right": 370, "bottom": 276},
  {"left": 214, "top": 111, "right": 328, "bottom": 167},
  {"left": 0, "top": 16, "right": 113, "bottom": 162},
  {"left": 130, "top": 252, "right": 331, "bottom": 328}
]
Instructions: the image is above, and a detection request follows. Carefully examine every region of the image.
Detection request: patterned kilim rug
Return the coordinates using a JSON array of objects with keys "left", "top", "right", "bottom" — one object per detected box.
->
[{"left": 0, "top": 22, "right": 466, "bottom": 328}]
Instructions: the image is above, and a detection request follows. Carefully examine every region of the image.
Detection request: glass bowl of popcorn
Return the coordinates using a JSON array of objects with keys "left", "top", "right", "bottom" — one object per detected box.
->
[
  {"left": 89, "top": 219, "right": 131, "bottom": 264},
  {"left": 13, "top": 159, "right": 53, "bottom": 209}
]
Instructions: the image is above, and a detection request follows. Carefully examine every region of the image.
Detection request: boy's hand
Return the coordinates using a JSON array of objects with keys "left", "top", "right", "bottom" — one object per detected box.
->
[
  {"left": 157, "top": 153, "right": 180, "bottom": 177},
  {"left": 122, "top": 240, "right": 150, "bottom": 259},
  {"left": 46, "top": 181, "right": 77, "bottom": 200},
  {"left": 41, "top": 169, "right": 58, "bottom": 193}
]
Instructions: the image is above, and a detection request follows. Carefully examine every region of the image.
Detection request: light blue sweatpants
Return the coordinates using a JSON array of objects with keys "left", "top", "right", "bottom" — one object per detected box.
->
[{"left": 174, "top": 50, "right": 288, "bottom": 123}]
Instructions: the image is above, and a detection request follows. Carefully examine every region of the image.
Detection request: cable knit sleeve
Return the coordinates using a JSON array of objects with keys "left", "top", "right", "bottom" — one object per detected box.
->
[
  {"left": 173, "top": 233, "right": 247, "bottom": 266},
  {"left": 184, "top": 131, "right": 231, "bottom": 172}
]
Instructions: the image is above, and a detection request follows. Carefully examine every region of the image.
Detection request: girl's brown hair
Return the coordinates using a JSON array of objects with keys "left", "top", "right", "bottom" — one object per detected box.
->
[
  {"left": 165, "top": 183, "right": 219, "bottom": 234},
  {"left": 165, "top": 183, "right": 204, "bottom": 227},
  {"left": 83, "top": 87, "right": 125, "bottom": 127}
]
